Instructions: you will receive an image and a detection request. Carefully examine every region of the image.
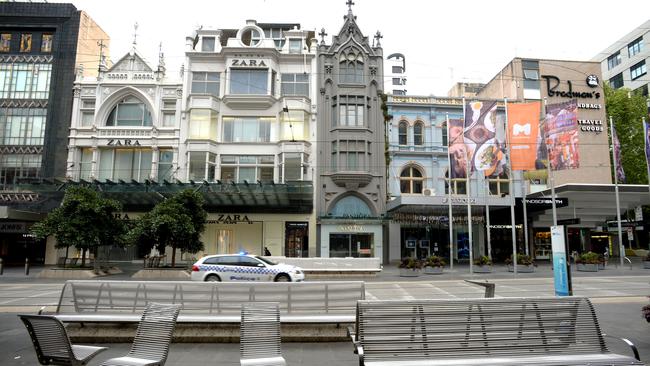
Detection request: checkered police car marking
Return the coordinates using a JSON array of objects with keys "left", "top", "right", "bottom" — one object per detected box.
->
[{"left": 199, "top": 264, "right": 279, "bottom": 276}]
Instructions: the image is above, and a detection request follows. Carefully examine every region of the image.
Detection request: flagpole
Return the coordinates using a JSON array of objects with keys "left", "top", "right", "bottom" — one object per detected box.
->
[
  {"left": 610, "top": 116, "right": 624, "bottom": 268},
  {"left": 463, "top": 97, "right": 473, "bottom": 274},
  {"left": 522, "top": 179, "right": 529, "bottom": 256},
  {"left": 484, "top": 176, "right": 492, "bottom": 260},
  {"left": 544, "top": 98, "right": 558, "bottom": 228},
  {"left": 446, "top": 113, "right": 454, "bottom": 271},
  {"left": 505, "top": 98, "right": 517, "bottom": 275}
]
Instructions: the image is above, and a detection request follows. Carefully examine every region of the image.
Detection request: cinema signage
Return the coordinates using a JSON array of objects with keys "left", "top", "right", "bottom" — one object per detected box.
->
[{"left": 541, "top": 75, "right": 601, "bottom": 99}]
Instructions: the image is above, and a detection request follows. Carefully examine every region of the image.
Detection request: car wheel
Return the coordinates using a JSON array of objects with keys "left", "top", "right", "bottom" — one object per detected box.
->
[
  {"left": 205, "top": 274, "right": 221, "bottom": 282},
  {"left": 274, "top": 274, "right": 291, "bottom": 282}
]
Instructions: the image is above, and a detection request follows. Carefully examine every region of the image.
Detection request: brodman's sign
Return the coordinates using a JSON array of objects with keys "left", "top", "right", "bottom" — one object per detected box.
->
[{"left": 541, "top": 75, "right": 601, "bottom": 99}]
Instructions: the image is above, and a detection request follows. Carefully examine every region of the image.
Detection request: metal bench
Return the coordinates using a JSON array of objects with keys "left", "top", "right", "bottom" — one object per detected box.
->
[
  {"left": 19, "top": 313, "right": 107, "bottom": 365},
  {"left": 348, "top": 296, "right": 644, "bottom": 366},
  {"left": 240, "top": 302, "right": 286, "bottom": 366},
  {"left": 54, "top": 280, "right": 365, "bottom": 324},
  {"left": 101, "top": 302, "right": 181, "bottom": 366}
]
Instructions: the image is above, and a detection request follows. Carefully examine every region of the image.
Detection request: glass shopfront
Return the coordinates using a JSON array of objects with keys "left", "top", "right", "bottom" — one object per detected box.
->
[{"left": 329, "top": 233, "right": 373, "bottom": 257}]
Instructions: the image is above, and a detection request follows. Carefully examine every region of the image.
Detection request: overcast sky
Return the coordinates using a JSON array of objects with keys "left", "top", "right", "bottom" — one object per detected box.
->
[{"left": 63, "top": 0, "right": 648, "bottom": 96}]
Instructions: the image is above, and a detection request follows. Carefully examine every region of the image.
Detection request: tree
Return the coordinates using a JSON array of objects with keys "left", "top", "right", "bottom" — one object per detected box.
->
[
  {"left": 31, "top": 186, "right": 124, "bottom": 269},
  {"left": 604, "top": 84, "right": 649, "bottom": 184},
  {"left": 128, "top": 189, "right": 206, "bottom": 267}
]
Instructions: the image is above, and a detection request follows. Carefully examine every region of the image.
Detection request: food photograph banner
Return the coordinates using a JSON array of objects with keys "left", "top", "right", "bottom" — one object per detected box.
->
[
  {"left": 507, "top": 102, "right": 540, "bottom": 171},
  {"left": 544, "top": 100, "right": 579, "bottom": 171},
  {"left": 463, "top": 100, "right": 504, "bottom": 176},
  {"left": 448, "top": 118, "right": 468, "bottom": 179}
]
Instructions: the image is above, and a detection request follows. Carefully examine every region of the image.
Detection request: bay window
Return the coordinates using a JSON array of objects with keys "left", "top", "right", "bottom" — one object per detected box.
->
[
  {"left": 230, "top": 69, "right": 268, "bottom": 94},
  {"left": 220, "top": 155, "right": 274, "bottom": 183},
  {"left": 188, "top": 109, "right": 218, "bottom": 140},
  {"left": 222, "top": 116, "right": 272, "bottom": 142},
  {"left": 98, "top": 148, "right": 152, "bottom": 182},
  {"left": 281, "top": 110, "right": 309, "bottom": 141}
]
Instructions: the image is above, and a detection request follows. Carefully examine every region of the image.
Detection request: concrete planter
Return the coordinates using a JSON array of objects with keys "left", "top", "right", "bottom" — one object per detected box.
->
[
  {"left": 473, "top": 265, "right": 492, "bottom": 273},
  {"left": 38, "top": 268, "right": 104, "bottom": 279},
  {"left": 507, "top": 264, "right": 535, "bottom": 273},
  {"left": 399, "top": 268, "right": 422, "bottom": 277},
  {"left": 643, "top": 261, "right": 650, "bottom": 269},
  {"left": 577, "top": 263, "right": 599, "bottom": 272},
  {"left": 132, "top": 268, "right": 190, "bottom": 279},
  {"left": 598, "top": 262, "right": 607, "bottom": 270},
  {"left": 424, "top": 266, "right": 444, "bottom": 275}
]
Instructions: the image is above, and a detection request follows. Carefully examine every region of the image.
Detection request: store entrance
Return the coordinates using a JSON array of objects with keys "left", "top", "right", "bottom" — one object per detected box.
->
[
  {"left": 285, "top": 222, "right": 308, "bottom": 257},
  {"left": 329, "top": 233, "right": 373, "bottom": 257}
]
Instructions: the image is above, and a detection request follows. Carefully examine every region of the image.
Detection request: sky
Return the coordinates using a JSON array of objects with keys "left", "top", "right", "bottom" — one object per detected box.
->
[{"left": 61, "top": 0, "right": 648, "bottom": 96}]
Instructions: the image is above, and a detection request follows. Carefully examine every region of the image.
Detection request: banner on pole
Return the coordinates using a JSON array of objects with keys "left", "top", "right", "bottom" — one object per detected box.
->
[
  {"left": 507, "top": 102, "right": 540, "bottom": 171},
  {"left": 463, "top": 100, "right": 503, "bottom": 175},
  {"left": 449, "top": 118, "right": 468, "bottom": 179},
  {"left": 551, "top": 225, "right": 569, "bottom": 296},
  {"left": 544, "top": 100, "right": 579, "bottom": 171},
  {"left": 644, "top": 120, "right": 650, "bottom": 176},
  {"left": 612, "top": 124, "right": 626, "bottom": 183}
]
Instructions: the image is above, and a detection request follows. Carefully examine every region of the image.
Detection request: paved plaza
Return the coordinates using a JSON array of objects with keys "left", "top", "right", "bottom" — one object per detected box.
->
[{"left": 0, "top": 263, "right": 648, "bottom": 365}]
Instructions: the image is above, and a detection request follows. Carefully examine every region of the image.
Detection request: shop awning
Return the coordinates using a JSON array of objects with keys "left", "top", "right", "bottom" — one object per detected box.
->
[
  {"left": 15, "top": 179, "right": 313, "bottom": 214},
  {"left": 527, "top": 183, "right": 650, "bottom": 228}
]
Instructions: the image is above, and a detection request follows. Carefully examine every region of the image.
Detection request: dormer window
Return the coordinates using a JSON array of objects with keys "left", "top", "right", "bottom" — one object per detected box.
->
[
  {"left": 241, "top": 27, "right": 262, "bottom": 46},
  {"left": 289, "top": 39, "right": 302, "bottom": 54},
  {"left": 106, "top": 96, "right": 152, "bottom": 127},
  {"left": 201, "top": 36, "right": 215, "bottom": 52}
]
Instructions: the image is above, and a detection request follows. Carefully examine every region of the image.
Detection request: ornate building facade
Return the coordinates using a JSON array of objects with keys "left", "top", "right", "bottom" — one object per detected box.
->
[{"left": 316, "top": 4, "right": 386, "bottom": 259}]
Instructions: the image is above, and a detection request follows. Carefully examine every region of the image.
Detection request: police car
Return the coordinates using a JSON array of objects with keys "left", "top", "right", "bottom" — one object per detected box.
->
[{"left": 191, "top": 254, "right": 305, "bottom": 282}]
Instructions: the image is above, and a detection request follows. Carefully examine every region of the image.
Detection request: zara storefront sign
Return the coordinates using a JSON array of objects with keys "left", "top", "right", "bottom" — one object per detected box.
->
[
  {"left": 207, "top": 214, "right": 253, "bottom": 224},
  {"left": 231, "top": 59, "right": 267, "bottom": 67},
  {"left": 107, "top": 139, "right": 141, "bottom": 146},
  {"left": 541, "top": 75, "right": 601, "bottom": 99}
]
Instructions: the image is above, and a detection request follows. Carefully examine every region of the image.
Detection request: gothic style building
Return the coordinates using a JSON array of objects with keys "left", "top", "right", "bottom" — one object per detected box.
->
[{"left": 316, "top": 3, "right": 386, "bottom": 259}]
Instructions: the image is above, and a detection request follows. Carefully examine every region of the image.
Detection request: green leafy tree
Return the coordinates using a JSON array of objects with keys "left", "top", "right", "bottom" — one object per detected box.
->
[
  {"left": 128, "top": 189, "right": 206, "bottom": 267},
  {"left": 605, "top": 84, "right": 649, "bottom": 184},
  {"left": 31, "top": 186, "right": 124, "bottom": 269}
]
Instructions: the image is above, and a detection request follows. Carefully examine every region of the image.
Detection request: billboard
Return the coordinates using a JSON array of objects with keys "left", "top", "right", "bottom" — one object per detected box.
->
[{"left": 544, "top": 100, "right": 579, "bottom": 171}]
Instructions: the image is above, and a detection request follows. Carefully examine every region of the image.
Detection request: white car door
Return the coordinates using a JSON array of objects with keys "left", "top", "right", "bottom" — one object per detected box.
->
[
  {"left": 237, "top": 256, "right": 268, "bottom": 281},
  {"left": 218, "top": 255, "right": 241, "bottom": 282}
]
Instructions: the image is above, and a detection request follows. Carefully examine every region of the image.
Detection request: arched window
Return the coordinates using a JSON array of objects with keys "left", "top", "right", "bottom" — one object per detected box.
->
[
  {"left": 329, "top": 195, "right": 373, "bottom": 217},
  {"left": 400, "top": 166, "right": 424, "bottom": 194},
  {"left": 339, "top": 61, "right": 364, "bottom": 84},
  {"left": 398, "top": 121, "right": 407, "bottom": 145},
  {"left": 441, "top": 122, "right": 448, "bottom": 146},
  {"left": 106, "top": 96, "right": 152, "bottom": 127},
  {"left": 414, "top": 122, "right": 423, "bottom": 146}
]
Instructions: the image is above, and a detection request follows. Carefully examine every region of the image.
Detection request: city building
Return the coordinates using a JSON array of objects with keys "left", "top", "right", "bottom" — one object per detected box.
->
[
  {"left": 447, "top": 82, "right": 485, "bottom": 98},
  {"left": 180, "top": 20, "right": 317, "bottom": 259},
  {"left": 478, "top": 57, "right": 647, "bottom": 259},
  {"left": 316, "top": 3, "right": 386, "bottom": 259},
  {"left": 0, "top": 3, "right": 108, "bottom": 264},
  {"left": 385, "top": 53, "right": 406, "bottom": 95},
  {"left": 592, "top": 20, "right": 649, "bottom": 96},
  {"left": 385, "top": 95, "right": 521, "bottom": 263}
]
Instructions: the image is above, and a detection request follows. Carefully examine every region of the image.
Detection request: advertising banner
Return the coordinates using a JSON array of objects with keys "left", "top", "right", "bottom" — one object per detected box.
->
[
  {"left": 507, "top": 102, "right": 540, "bottom": 171},
  {"left": 612, "top": 125, "right": 626, "bottom": 183},
  {"left": 463, "top": 101, "right": 504, "bottom": 175},
  {"left": 448, "top": 118, "right": 467, "bottom": 179},
  {"left": 544, "top": 100, "right": 579, "bottom": 171},
  {"left": 643, "top": 121, "right": 650, "bottom": 176},
  {"left": 551, "top": 225, "right": 569, "bottom": 296}
]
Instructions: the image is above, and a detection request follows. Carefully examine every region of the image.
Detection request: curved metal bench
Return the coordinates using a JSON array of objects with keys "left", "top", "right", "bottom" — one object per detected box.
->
[
  {"left": 348, "top": 296, "right": 644, "bottom": 366},
  {"left": 240, "top": 302, "right": 286, "bottom": 366}
]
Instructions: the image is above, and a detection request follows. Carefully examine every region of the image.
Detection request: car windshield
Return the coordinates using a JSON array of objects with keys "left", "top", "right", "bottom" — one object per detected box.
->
[{"left": 255, "top": 256, "right": 277, "bottom": 265}]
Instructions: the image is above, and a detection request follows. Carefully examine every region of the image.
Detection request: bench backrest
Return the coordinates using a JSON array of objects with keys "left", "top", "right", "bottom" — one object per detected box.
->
[
  {"left": 57, "top": 280, "right": 365, "bottom": 316},
  {"left": 127, "top": 303, "right": 181, "bottom": 364},
  {"left": 266, "top": 257, "right": 381, "bottom": 271},
  {"left": 355, "top": 297, "right": 608, "bottom": 363},
  {"left": 240, "top": 302, "right": 283, "bottom": 361}
]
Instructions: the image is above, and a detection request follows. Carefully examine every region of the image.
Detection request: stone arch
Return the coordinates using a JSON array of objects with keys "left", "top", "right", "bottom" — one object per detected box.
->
[
  {"left": 95, "top": 86, "right": 157, "bottom": 127},
  {"left": 327, "top": 193, "right": 376, "bottom": 218}
]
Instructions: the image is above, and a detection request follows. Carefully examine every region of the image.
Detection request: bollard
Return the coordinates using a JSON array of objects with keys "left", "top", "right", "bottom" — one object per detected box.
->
[
  {"left": 0, "top": 257, "right": 3, "bottom": 275},
  {"left": 464, "top": 279, "right": 495, "bottom": 298},
  {"left": 24, "top": 257, "right": 30, "bottom": 276}
]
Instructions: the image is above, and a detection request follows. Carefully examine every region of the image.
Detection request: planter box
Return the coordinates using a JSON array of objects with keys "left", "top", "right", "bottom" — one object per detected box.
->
[
  {"left": 598, "top": 262, "right": 606, "bottom": 270},
  {"left": 577, "top": 263, "right": 599, "bottom": 272},
  {"left": 399, "top": 268, "right": 422, "bottom": 277},
  {"left": 507, "top": 264, "right": 535, "bottom": 273},
  {"left": 424, "top": 266, "right": 444, "bottom": 275},
  {"left": 473, "top": 265, "right": 492, "bottom": 273},
  {"left": 643, "top": 261, "right": 650, "bottom": 269}
]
